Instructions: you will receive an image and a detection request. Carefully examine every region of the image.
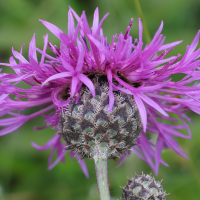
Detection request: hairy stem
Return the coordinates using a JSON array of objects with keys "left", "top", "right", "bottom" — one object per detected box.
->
[
  {"left": 93, "top": 144, "right": 110, "bottom": 200},
  {"left": 133, "top": 0, "right": 151, "bottom": 43}
]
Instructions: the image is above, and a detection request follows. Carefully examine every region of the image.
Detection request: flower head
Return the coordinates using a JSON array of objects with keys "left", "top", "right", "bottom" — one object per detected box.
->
[
  {"left": 1, "top": 7, "right": 200, "bottom": 175},
  {"left": 121, "top": 173, "right": 168, "bottom": 200}
]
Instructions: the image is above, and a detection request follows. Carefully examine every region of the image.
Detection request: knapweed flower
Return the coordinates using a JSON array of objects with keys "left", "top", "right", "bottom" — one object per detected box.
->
[{"left": 0, "top": 7, "right": 200, "bottom": 176}]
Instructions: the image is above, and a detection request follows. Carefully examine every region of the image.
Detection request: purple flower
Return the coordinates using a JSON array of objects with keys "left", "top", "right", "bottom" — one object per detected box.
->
[{"left": 0, "top": 7, "right": 200, "bottom": 175}]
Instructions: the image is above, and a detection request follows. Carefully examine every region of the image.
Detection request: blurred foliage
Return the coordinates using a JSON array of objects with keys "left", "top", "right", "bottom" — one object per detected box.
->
[{"left": 0, "top": 0, "right": 200, "bottom": 200}]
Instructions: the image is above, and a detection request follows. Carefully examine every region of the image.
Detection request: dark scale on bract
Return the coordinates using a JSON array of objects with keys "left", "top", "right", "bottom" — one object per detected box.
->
[
  {"left": 59, "top": 75, "right": 142, "bottom": 159},
  {"left": 121, "top": 173, "right": 168, "bottom": 200}
]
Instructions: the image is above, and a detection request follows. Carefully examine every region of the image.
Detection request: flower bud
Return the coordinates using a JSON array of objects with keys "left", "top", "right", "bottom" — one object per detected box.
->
[{"left": 121, "top": 173, "right": 168, "bottom": 200}]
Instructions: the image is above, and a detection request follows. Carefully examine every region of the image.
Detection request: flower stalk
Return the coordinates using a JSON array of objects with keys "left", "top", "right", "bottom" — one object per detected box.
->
[{"left": 93, "top": 144, "right": 110, "bottom": 200}]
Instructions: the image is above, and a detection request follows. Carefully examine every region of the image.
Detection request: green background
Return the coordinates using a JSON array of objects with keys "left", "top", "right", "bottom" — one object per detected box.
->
[{"left": 0, "top": 0, "right": 200, "bottom": 199}]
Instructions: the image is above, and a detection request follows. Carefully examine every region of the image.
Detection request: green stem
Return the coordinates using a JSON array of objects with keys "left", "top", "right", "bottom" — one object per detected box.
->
[
  {"left": 93, "top": 145, "right": 110, "bottom": 200},
  {"left": 133, "top": 0, "right": 151, "bottom": 43}
]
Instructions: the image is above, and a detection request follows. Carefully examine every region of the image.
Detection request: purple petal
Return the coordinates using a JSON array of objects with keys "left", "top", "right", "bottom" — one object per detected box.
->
[
  {"left": 138, "top": 18, "right": 143, "bottom": 45},
  {"left": 68, "top": 9, "right": 75, "bottom": 38},
  {"left": 76, "top": 155, "right": 89, "bottom": 178},
  {"left": 20, "top": 43, "right": 25, "bottom": 55},
  {"left": 5, "top": 73, "right": 35, "bottom": 83},
  {"left": 134, "top": 94, "right": 147, "bottom": 132},
  {"left": 42, "top": 72, "right": 72, "bottom": 86},
  {"left": 40, "top": 19, "right": 64, "bottom": 40},
  {"left": 69, "top": 151, "right": 76, "bottom": 159},
  {"left": 0, "top": 122, "right": 24, "bottom": 136},
  {"left": 94, "top": 12, "right": 109, "bottom": 37},
  {"left": 92, "top": 8, "right": 99, "bottom": 35},
  {"left": 158, "top": 40, "right": 182, "bottom": 51},
  {"left": 31, "top": 134, "right": 60, "bottom": 151},
  {"left": 0, "top": 94, "right": 9, "bottom": 103},
  {"left": 138, "top": 93, "right": 168, "bottom": 116},
  {"left": 132, "top": 147, "right": 145, "bottom": 161},
  {"left": 40, "top": 33, "right": 49, "bottom": 64},
  {"left": 82, "top": 11, "right": 91, "bottom": 35},
  {"left": 48, "top": 150, "right": 67, "bottom": 170},
  {"left": 155, "top": 136, "right": 164, "bottom": 175},
  {"left": 29, "top": 33, "right": 38, "bottom": 63},
  {"left": 164, "top": 134, "right": 189, "bottom": 159},
  {"left": 51, "top": 87, "right": 70, "bottom": 107},
  {"left": 75, "top": 39, "right": 84, "bottom": 72},
  {"left": 117, "top": 154, "right": 127, "bottom": 167},
  {"left": 107, "top": 68, "right": 114, "bottom": 112},
  {"left": 12, "top": 47, "right": 29, "bottom": 64},
  {"left": 188, "top": 30, "right": 200, "bottom": 55},
  {"left": 69, "top": 6, "right": 81, "bottom": 22},
  {"left": 70, "top": 76, "right": 79, "bottom": 97},
  {"left": 0, "top": 116, "right": 23, "bottom": 126},
  {"left": 60, "top": 56, "right": 75, "bottom": 72},
  {"left": 78, "top": 73, "right": 95, "bottom": 97},
  {"left": 150, "top": 21, "right": 163, "bottom": 45},
  {"left": 87, "top": 35, "right": 112, "bottom": 60}
]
